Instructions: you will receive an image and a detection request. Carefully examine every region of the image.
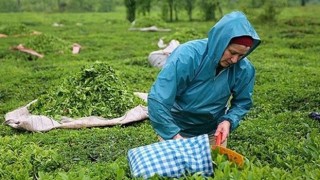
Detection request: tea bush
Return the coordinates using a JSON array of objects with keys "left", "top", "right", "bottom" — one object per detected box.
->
[{"left": 0, "top": 5, "right": 320, "bottom": 180}]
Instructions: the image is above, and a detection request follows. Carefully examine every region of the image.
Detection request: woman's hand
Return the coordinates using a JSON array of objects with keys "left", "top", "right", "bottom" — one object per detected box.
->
[{"left": 214, "top": 120, "right": 231, "bottom": 143}]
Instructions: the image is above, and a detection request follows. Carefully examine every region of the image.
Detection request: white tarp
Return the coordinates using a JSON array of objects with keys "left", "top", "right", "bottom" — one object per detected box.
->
[
  {"left": 4, "top": 93, "right": 149, "bottom": 132},
  {"left": 148, "top": 39, "right": 179, "bottom": 68}
]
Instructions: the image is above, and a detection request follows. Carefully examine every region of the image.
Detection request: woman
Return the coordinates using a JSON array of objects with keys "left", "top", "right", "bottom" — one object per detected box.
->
[{"left": 147, "top": 11, "right": 261, "bottom": 145}]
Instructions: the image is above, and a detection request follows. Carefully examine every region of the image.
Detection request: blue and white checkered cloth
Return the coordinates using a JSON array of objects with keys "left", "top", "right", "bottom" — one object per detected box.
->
[{"left": 127, "top": 134, "right": 213, "bottom": 179}]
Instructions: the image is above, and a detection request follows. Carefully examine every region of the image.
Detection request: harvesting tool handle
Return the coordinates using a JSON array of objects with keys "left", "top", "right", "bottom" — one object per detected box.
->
[{"left": 215, "top": 132, "right": 222, "bottom": 146}]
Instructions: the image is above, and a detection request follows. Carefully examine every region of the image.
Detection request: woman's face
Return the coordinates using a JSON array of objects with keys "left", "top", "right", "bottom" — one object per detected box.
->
[{"left": 219, "top": 43, "right": 251, "bottom": 68}]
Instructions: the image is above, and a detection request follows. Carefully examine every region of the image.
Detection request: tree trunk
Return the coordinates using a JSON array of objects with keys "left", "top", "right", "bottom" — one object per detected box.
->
[
  {"left": 185, "top": 0, "right": 193, "bottom": 21},
  {"left": 17, "top": 0, "right": 21, "bottom": 11},
  {"left": 174, "top": 3, "right": 178, "bottom": 21},
  {"left": 168, "top": 0, "right": 173, "bottom": 22},
  {"left": 216, "top": 0, "right": 223, "bottom": 18}
]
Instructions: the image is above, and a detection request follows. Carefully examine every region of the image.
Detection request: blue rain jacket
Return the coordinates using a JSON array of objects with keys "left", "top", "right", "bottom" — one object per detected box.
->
[{"left": 148, "top": 11, "right": 261, "bottom": 140}]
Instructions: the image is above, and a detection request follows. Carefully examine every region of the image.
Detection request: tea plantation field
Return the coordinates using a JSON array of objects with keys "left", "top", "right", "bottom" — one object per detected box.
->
[{"left": 0, "top": 5, "right": 319, "bottom": 180}]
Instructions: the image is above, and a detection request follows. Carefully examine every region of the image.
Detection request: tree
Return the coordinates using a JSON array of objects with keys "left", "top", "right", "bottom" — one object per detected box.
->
[
  {"left": 167, "top": 0, "right": 174, "bottom": 22},
  {"left": 98, "top": 0, "right": 115, "bottom": 12},
  {"left": 136, "top": 0, "right": 152, "bottom": 16},
  {"left": 184, "top": 0, "right": 193, "bottom": 21},
  {"left": 124, "top": 0, "right": 136, "bottom": 22},
  {"left": 173, "top": 0, "right": 179, "bottom": 21},
  {"left": 301, "top": 0, "right": 308, "bottom": 6},
  {"left": 159, "top": 0, "right": 182, "bottom": 22},
  {"left": 0, "top": 0, "right": 19, "bottom": 12},
  {"left": 16, "top": 0, "right": 21, "bottom": 11},
  {"left": 57, "top": 0, "right": 67, "bottom": 12},
  {"left": 257, "top": 0, "right": 286, "bottom": 23},
  {"left": 198, "top": 0, "right": 216, "bottom": 21}
]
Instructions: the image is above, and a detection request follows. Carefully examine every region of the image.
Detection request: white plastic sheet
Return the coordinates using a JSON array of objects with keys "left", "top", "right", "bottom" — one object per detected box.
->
[
  {"left": 4, "top": 93, "right": 149, "bottom": 132},
  {"left": 148, "top": 39, "right": 180, "bottom": 68}
]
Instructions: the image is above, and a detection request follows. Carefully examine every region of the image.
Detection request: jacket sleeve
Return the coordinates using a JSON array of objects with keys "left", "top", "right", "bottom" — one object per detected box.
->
[
  {"left": 147, "top": 45, "right": 197, "bottom": 140},
  {"left": 219, "top": 61, "right": 255, "bottom": 131}
]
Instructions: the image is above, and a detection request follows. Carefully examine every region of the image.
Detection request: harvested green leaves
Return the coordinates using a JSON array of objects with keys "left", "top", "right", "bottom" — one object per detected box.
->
[
  {"left": 24, "top": 34, "right": 70, "bottom": 54},
  {"left": 29, "top": 62, "right": 145, "bottom": 120},
  {"left": 0, "top": 24, "right": 32, "bottom": 35},
  {"left": 163, "top": 28, "right": 204, "bottom": 43},
  {"left": 7, "top": 33, "right": 71, "bottom": 61},
  {"left": 132, "top": 16, "right": 167, "bottom": 28}
]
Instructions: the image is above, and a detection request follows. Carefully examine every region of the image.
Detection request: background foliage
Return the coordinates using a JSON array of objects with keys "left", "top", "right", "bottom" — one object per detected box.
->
[{"left": 0, "top": 1, "right": 320, "bottom": 179}]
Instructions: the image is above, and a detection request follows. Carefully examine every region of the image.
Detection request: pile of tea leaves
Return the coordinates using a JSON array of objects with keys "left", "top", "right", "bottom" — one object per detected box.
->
[
  {"left": 132, "top": 16, "right": 168, "bottom": 28},
  {"left": 24, "top": 33, "right": 70, "bottom": 54},
  {"left": 29, "top": 62, "right": 145, "bottom": 120},
  {"left": 163, "top": 28, "right": 205, "bottom": 43},
  {"left": 5, "top": 33, "right": 71, "bottom": 61},
  {"left": 0, "top": 24, "right": 33, "bottom": 36}
]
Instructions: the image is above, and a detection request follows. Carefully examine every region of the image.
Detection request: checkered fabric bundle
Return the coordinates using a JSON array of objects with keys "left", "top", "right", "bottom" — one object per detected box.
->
[{"left": 127, "top": 134, "right": 213, "bottom": 179}]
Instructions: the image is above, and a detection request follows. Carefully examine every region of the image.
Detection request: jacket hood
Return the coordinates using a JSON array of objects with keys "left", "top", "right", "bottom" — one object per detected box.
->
[{"left": 206, "top": 11, "right": 261, "bottom": 69}]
